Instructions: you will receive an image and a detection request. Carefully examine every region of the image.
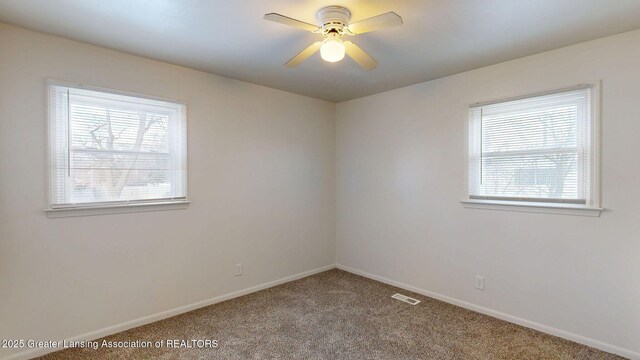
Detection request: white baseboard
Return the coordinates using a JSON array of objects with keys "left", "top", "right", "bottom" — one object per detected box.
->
[
  {"left": 7, "top": 263, "right": 636, "bottom": 360},
  {"left": 3, "top": 264, "right": 336, "bottom": 360},
  {"left": 335, "top": 264, "right": 639, "bottom": 360}
]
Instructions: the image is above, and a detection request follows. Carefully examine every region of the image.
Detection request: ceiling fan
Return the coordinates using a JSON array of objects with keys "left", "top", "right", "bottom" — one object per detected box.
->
[{"left": 264, "top": 6, "right": 403, "bottom": 70}]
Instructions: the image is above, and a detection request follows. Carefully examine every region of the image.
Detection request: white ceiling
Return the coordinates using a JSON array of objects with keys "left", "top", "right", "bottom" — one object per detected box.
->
[{"left": 2, "top": 0, "right": 640, "bottom": 102}]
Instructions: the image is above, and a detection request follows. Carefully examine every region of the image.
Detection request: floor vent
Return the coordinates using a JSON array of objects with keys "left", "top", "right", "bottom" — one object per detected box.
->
[{"left": 391, "top": 293, "right": 421, "bottom": 305}]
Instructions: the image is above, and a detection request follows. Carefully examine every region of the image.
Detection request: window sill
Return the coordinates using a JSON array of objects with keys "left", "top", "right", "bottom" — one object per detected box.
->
[
  {"left": 461, "top": 199, "right": 603, "bottom": 217},
  {"left": 45, "top": 200, "right": 190, "bottom": 218}
]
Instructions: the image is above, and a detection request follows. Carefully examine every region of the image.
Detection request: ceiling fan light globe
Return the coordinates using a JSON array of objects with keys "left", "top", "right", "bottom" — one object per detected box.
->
[{"left": 320, "top": 39, "right": 345, "bottom": 62}]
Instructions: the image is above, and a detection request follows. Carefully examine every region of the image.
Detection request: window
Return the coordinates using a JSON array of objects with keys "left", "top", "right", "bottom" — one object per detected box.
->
[
  {"left": 468, "top": 85, "right": 599, "bottom": 209},
  {"left": 48, "top": 83, "right": 187, "bottom": 211}
]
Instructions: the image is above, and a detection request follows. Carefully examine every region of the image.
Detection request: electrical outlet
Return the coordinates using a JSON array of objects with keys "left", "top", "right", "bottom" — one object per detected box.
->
[
  {"left": 475, "top": 275, "right": 485, "bottom": 291},
  {"left": 235, "top": 263, "right": 243, "bottom": 276}
]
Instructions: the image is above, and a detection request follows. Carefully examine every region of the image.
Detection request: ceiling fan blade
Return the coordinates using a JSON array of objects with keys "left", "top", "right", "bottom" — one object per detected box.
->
[
  {"left": 347, "top": 12, "right": 403, "bottom": 35},
  {"left": 285, "top": 42, "right": 323, "bottom": 68},
  {"left": 264, "top": 13, "right": 319, "bottom": 32},
  {"left": 344, "top": 41, "right": 378, "bottom": 70}
]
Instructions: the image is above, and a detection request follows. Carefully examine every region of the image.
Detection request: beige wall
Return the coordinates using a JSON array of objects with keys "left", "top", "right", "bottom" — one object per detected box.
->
[
  {"left": 0, "top": 23, "right": 336, "bottom": 358},
  {"left": 336, "top": 29, "right": 640, "bottom": 357}
]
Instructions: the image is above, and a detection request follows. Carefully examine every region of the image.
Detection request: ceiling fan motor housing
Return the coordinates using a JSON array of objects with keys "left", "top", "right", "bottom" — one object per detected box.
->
[{"left": 316, "top": 6, "right": 351, "bottom": 35}]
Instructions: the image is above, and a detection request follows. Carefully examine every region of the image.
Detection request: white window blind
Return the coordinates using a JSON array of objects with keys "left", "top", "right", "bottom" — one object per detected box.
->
[
  {"left": 48, "top": 83, "right": 187, "bottom": 208},
  {"left": 468, "top": 86, "right": 596, "bottom": 205}
]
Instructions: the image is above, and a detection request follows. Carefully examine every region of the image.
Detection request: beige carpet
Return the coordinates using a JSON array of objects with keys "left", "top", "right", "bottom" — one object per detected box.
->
[{"left": 39, "top": 269, "right": 623, "bottom": 359}]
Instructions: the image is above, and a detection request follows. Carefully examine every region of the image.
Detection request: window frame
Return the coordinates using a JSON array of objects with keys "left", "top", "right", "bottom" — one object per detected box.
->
[
  {"left": 45, "top": 80, "right": 189, "bottom": 217},
  {"left": 462, "top": 82, "right": 602, "bottom": 217}
]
